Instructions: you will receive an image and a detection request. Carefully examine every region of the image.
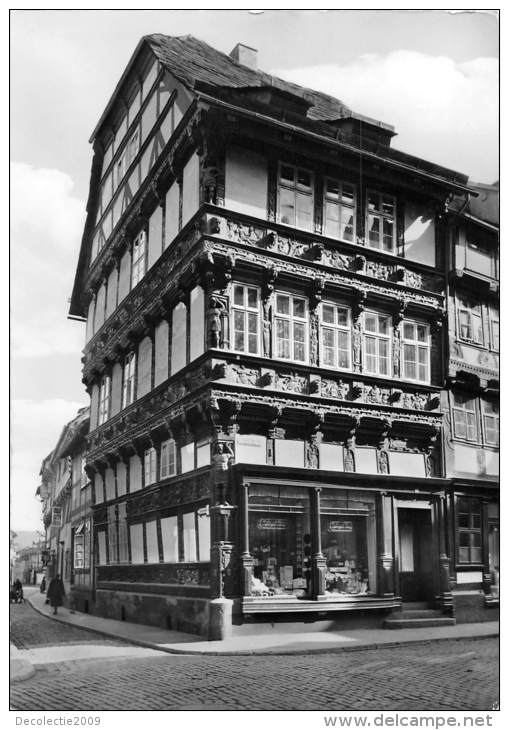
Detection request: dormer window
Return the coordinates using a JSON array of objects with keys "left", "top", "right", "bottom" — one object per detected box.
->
[
  {"left": 278, "top": 163, "right": 314, "bottom": 231},
  {"left": 366, "top": 191, "right": 396, "bottom": 253}
]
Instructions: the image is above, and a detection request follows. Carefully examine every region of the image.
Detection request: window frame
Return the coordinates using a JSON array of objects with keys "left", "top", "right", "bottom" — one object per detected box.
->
[
  {"left": 273, "top": 291, "right": 309, "bottom": 364},
  {"left": 319, "top": 301, "right": 352, "bottom": 371},
  {"left": 452, "top": 393, "right": 479, "bottom": 443},
  {"left": 277, "top": 162, "right": 315, "bottom": 232},
  {"left": 160, "top": 438, "right": 177, "bottom": 479},
  {"left": 323, "top": 177, "right": 356, "bottom": 243},
  {"left": 481, "top": 400, "right": 499, "bottom": 446},
  {"left": 366, "top": 189, "right": 397, "bottom": 254},
  {"left": 464, "top": 236, "right": 497, "bottom": 279},
  {"left": 401, "top": 319, "right": 431, "bottom": 384},
  {"left": 362, "top": 311, "right": 392, "bottom": 377},
  {"left": 131, "top": 230, "right": 147, "bottom": 289},
  {"left": 98, "top": 374, "right": 111, "bottom": 425},
  {"left": 144, "top": 447, "right": 157, "bottom": 486},
  {"left": 230, "top": 283, "right": 261, "bottom": 356},
  {"left": 456, "top": 497, "right": 483, "bottom": 566},
  {"left": 489, "top": 308, "right": 499, "bottom": 352},
  {"left": 457, "top": 296, "right": 484, "bottom": 346},
  {"left": 122, "top": 351, "right": 137, "bottom": 409}
]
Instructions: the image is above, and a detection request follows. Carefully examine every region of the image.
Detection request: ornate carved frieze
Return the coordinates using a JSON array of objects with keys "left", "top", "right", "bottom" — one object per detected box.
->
[
  {"left": 83, "top": 231, "right": 204, "bottom": 379},
  {"left": 209, "top": 387, "right": 443, "bottom": 431},
  {"left": 126, "top": 473, "right": 211, "bottom": 519},
  {"left": 214, "top": 359, "right": 440, "bottom": 412},
  {"left": 212, "top": 213, "right": 443, "bottom": 294}
]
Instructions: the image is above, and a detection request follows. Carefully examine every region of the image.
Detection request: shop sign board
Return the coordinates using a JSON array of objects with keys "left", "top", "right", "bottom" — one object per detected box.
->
[
  {"left": 327, "top": 521, "right": 353, "bottom": 532},
  {"left": 257, "top": 518, "right": 287, "bottom": 530}
]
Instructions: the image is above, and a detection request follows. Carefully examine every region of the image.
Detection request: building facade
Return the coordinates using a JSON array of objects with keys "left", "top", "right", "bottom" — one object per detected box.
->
[
  {"left": 443, "top": 183, "right": 499, "bottom": 621},
  {"left": 37, "top": 408, "right": 92, "bottom": 607},
  {"left": 68, "top": 36, "right": 498, "bottom": 639}
]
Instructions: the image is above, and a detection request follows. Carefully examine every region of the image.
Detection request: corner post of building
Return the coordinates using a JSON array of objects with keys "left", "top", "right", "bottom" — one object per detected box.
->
[
  {"left": 310, "top": 487, "right": 326, "bottom": 599},
  {"left": 376, "top": 491, "right": 395, "bottom": 598},
  {"left": 436, "top": 492, "right": 454, "bottom": 614}
]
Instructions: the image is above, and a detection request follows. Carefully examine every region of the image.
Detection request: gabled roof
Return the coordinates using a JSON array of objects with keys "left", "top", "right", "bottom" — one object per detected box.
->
[{"left": 145, "top": 34, "right": 358, "bottom": 124}]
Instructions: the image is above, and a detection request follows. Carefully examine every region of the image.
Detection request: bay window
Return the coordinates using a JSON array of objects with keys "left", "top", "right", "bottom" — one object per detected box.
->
[
  {"left": 367, "top": 191, "right": 396, "bottom": 252},
  {"left": 122, "top": 351, "right": 136, "bottom": 408},
  {"left": 452, "top": 393, "right": 478, "bottom": 442},
  {"left": 131, "top": 230, "right": 147, "bottom": 288},
  {"left": 274, "top": 293, "right": 308, "bottom": 363},
  {"left": 457, "top": 498, "right": 482, "bottom": 564},
  {"left": 482, "top": 400, "right": 499, "bottom": 446},
  {"left": 278, "top": 163, "right": 314, "bottom": 231},
  {"left": 320, "top": 302, "right": 351, "bottom": 370},
  {"left": 363, "top": 312, "right": 391, "bottom": 376},
  {"left": 323, "top": 178, "right": 356, "bottom": 242},
  {"left": 231, "top": 284, "right": 260, "bottom": 355},
  {"left": 98, "top": 374, "right": 111, "bottom": 425},
  {"left": 401, "top": 320, "right": 430, "bottom": 383}
]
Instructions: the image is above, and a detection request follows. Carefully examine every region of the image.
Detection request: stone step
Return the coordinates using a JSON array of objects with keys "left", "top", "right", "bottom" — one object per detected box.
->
[
  {"left": 384, "top": 616, "right": 456, "bottom": 629},
  {"left": 397, "top": 609, "right": 444, "bottom": 619}
]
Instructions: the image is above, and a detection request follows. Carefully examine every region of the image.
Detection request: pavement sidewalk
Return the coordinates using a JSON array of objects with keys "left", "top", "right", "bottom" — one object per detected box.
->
[{"left": 23, "top": 589, "right": 499, "bottom": 658}]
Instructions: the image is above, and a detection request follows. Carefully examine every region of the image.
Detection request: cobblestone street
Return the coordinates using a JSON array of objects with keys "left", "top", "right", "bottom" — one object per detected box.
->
[{"left": 10, "top": 602, "right": 499, "bottom": 712}]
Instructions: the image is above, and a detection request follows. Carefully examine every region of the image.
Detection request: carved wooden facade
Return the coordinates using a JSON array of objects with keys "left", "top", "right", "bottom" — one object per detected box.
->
[{"left": 67, "top": 35, "right": 497, "bottom": 637}]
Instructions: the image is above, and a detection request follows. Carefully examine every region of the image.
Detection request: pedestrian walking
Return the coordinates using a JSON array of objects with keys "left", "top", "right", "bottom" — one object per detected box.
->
[
  {"left": 46, "top": 574, "right": 65, "bottom": 615},
  {"left": 39, "top": 576, "right": 46, "bottom": 593}
]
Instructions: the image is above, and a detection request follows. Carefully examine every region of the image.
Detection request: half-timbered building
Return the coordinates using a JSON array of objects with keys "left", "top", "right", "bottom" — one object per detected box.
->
[{"left": 68, "top": 36, "right": 498, "bottom": 638}]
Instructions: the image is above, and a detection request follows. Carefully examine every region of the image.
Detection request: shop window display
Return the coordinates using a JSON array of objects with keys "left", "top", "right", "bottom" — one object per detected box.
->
[
  {"left": 249, "top": 485, "right": 310, "bottom": 598},
  {"left": 320, "top": 489, "right": 377, "bottom": 596}
]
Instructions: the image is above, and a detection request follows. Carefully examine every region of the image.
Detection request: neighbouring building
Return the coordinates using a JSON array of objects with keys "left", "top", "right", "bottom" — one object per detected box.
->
[
  {"left": 37, "top": 407, "right": 91, "bottom": 605},
  {"left": 443, "top": 182, "right": 499, "bottom": 621},
  {"left": 67, "top": 35, "right": 498, "bottom": 639},
  {"left": 11, "top": 540, "right": 46, "bottom": 585}
]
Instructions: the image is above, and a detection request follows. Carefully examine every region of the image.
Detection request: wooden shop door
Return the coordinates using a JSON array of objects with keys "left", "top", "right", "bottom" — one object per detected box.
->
[{"left": 397, "top": 506, "right": 433, "bottom": 602}]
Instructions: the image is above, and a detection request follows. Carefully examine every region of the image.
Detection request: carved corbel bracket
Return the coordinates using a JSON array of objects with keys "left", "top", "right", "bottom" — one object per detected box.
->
[
  {"left": 346, "top": 415, "right": 361, "bottom": 448},
  {"left": 261, "top": 264, "right": 279, "bottom": 302},
  {"left": 352, "top": 288, "right": 367, "bottom": 321},
  {"left": 378, "top": 418, "right": 393, "bottom": 449},
  {"left": 224, "top": 399, "right": 242, "bottom": 436},
  {"left": 431, "top": 307, "right": 447, "bottom": 333},
  {"left": 309, "top": 276, "right": 326, "bottom": 312},
  {"left": 392, "top": 298, "right": 409, "bottom": 327}
]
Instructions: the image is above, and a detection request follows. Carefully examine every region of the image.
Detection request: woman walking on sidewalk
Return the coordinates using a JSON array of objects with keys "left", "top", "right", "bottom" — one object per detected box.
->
[{"left": 47, "top": 574, "right": 65, "bottom": 615}]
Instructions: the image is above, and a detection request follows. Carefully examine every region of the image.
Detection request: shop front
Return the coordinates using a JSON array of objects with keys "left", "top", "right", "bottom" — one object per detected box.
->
[{"left": 233, "top": 466, "right": 453, "bottom": 620}]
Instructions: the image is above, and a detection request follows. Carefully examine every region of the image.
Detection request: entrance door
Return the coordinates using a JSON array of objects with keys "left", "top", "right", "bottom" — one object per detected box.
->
[{"left": 398, "top": 507, "right": 433, "bottom": 602}]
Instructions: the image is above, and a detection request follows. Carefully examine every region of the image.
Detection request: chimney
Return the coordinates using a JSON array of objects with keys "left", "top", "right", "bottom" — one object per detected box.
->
[{"left": 229, "top": 43, "right": 258, "bottom": 70}]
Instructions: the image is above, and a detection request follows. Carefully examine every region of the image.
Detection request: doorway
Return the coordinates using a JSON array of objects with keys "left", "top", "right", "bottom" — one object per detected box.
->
[{"left": 397, "top": 506, "right": 433, "bottom": 602}]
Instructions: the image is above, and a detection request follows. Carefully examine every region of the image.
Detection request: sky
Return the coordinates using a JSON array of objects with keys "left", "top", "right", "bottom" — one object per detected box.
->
[{"left": 10, "top": 8, "right": 499, "bottom": 531}]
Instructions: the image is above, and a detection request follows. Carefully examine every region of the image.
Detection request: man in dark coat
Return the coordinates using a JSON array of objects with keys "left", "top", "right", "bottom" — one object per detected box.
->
[{"left": 47, "top": 574, "right": 65, "bottom": 615}]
